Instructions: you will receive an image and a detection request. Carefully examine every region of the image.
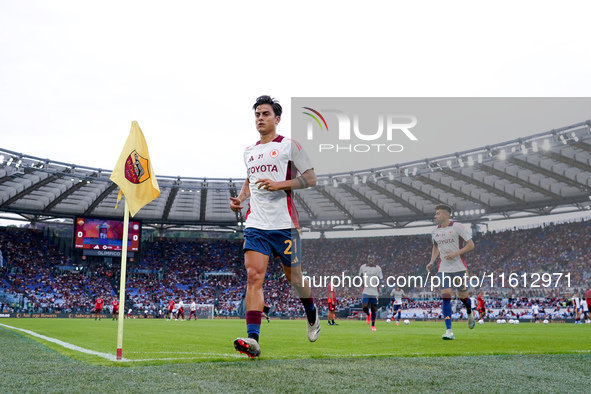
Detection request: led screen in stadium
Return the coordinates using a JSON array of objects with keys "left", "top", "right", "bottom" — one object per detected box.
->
[{"left": 73, "top": 217, "right": 141, "bottom": 252}]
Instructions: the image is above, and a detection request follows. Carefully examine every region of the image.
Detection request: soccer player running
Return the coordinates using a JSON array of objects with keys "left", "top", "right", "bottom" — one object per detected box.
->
[
  {"left": 390, "top": 285, "right": 405, "bottom": 325},
  {"left": 572, "top": 293, "right": 582, "bottom": 324},
  {"left": 426, "top": 204, "right": 476, "bottom": 340},
  {"left": 111, "top": 298, "right": 119, "bottom": 321},
  {"left": 167, "top": 298, "right": 175, "bottom": 321},
  {"left": 229, "top": 95, "right": 320, "bottom": 358},
  {"left": 327, "top": 282, "right": 338, "bottom": 326},
  {"left": 582, "top": 295, "right": 589, "bottom": 323},
  {"left": 359, "top": 255, "right": 383, "bottom": 331},
  {"left": 262, "top": 304, "right": 271, "bottom": 323},
  {"left": 585, "top": 289, "right": 591, "bottom": 323},
  {"left": 469, "top": 292, "right": 478, "bottom": 320},
  {"left": 94, "top": 296, "right": 104, "bottom": 321},
  {"left": 531, "top": 302, "right": 540, "bottom": 323},
  {"left": 176, "top": 298, "right": 184, "bottom": 321},
  {"left": 476, "top": 291, "right": 486, "bottom": 321},
  {"left": 188, "top": 299, "right": 197, "bottom": 321}
]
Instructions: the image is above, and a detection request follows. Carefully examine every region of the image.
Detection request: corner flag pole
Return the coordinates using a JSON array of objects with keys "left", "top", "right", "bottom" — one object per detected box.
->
[
  {"left": 116, "top": 199, "right": 130, "bottom": 361},
  {"left": 110, "top": 121, "right": 160, "bottom": 360}
]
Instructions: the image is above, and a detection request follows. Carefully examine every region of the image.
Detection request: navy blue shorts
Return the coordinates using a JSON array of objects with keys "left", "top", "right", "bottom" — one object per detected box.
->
[
  {"left": 362, "top": 296, "right": 378, "bottom": 305},
  {"left": 243, "top": 228, "right": 301, "bottom": 267},
  {"left": 392, "top": 304, "right": 402, "bottom": 312},
  {"left": 438, "top": 271, "right": 469, "bottom": 292}
]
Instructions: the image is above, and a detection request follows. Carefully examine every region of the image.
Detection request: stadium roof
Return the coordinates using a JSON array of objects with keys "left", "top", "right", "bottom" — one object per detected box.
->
[{"left": 1, "top": 120, "right": 591, "bottom": 232}]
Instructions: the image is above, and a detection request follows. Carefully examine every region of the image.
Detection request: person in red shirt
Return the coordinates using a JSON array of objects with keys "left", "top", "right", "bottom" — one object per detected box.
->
[
  {"left": 94, "top": 296, "right": 104, "bottom": 321},
  {"left": 476, "top": 291, "right": 486, "bottom": 321},
  {"left": 167, "top": 298, "right": 175, "bottom": 321},
  {"left": 327, "top": 283, "right": 337, "bottom": 326},
  {"left": 111, "top": 299, "right": 119, "bottom": 321},
  {"left": 585, "top": 289, "right": 591, "bottom": 322}
]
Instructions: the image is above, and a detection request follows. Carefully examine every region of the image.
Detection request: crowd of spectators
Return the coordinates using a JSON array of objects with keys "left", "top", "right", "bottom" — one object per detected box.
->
[
  {"left": 0, "top": 227, "right": 111, "bottom": 313},
  {"left": 392, "top": 293, "right": 587, "bottom": 321},
  {"left": 1, "top": 218, "right": 590, "bottom": 318}
]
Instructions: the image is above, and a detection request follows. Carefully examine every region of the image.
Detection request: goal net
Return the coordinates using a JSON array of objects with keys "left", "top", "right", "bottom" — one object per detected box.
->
[{"left": 182, "top": 304, "right": 214, "bottom": 319}]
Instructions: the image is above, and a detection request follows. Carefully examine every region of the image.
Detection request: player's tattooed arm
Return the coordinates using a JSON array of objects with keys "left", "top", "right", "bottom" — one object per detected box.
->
[
  {"left": 295, "top": 175, "right": 309, "bottom": 189},
  {"left": 292, "top": 169, "right": 317, "bottom": 190},
  {"left": 229, "top": 179, "right": 250, "bottom": 211},
  {"left": 255, "top": 169, "right": 317, "bottom": 191},
  {"left": 238, "top": 190, "right": 250, "bottom": 202},
  {"left": 236, "top": 179, "right": 251, "bottom": 202}
]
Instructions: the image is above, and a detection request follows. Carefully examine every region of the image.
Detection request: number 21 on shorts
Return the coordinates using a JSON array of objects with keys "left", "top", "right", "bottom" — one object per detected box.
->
[{"left": 284, "top": 238, "right": 298, "bottom": 255}]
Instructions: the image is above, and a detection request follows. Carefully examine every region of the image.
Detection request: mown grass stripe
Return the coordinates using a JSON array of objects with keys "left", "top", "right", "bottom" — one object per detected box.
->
[{"left": 0, "top": 322, "right": 124, "bottom": 362}]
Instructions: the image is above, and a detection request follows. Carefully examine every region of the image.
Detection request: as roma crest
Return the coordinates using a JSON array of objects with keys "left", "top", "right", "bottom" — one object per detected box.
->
[{"left": 124, "top": 150, "right": 150, "bottom": 184}]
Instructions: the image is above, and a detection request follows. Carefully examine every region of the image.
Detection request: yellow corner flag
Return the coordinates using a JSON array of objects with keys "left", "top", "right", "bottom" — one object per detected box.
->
[
  {"left": 110, "top": 121, "right": 161, "bottom": 217},
  {"left": 110, "top": 121, "right": 160, "bottom": 361}
]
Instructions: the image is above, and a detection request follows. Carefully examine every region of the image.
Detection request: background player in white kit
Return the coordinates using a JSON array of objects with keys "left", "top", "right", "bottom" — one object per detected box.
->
[
  {"left": 359, "top": 255, "right": 383, "bottom": 331},
  {"left": 390, "top": 285, "right": 405, "bottom": 325},
  {"left": 572, "top": 293, "right": 582, "bottom": 324},
  {"left": 188, "top": 299, "right": 197, "bottom": 321},
  {"left": 176, "top": 298, "right": 184, "bottom": 321},
  {"left": 229, "top": 96, "right": 319, "bottom": 358},
  {"left": 581, "top": 295, "right": 589, "bottom": 323},
  {"left": 531, "top": 302, "right": 540, "bottom": 323},
  {"left": 426, "top": 204, "right": 475, "bottom": 340},
  {"left": 469, "top": 292, "right": 478, "bottom": 321}
]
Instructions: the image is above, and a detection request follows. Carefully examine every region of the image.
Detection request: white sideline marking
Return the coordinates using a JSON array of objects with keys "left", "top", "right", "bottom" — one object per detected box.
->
[
  {"left": 0, "top": 322, "right": 124, "bottom": 361},
  {"left": 0, "top": 323, "right": 243, "bottom": 361},
  {"left": 126, "top": 351, "right": 243, "bottom": 358}
]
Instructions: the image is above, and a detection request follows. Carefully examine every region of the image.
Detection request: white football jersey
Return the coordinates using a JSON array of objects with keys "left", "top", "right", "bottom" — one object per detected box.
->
[
  {"left": 359, "top": 264, "right": 383, "bottom": 297},
  {"left": 390, "top": 289, "right": 405, "bottom": 305},
  {"left": 431, "top": 221, "right": 472, "bottom": 273},
  {"left": 244, "top": 135, "right": 313, "bottom": 230},
  {"left": 572, "top": 297, "right": 580, "bottom": 308}
]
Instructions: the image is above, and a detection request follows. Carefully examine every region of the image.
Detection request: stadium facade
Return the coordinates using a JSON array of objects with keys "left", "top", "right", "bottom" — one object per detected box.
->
[{"left": 1, "top": 120, "right": 590, "bottom": 234}]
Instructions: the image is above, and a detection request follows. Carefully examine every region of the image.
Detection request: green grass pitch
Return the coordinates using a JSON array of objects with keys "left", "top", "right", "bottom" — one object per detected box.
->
[{"left": 1, "top": 318, "right": 590, "bottom": 392}]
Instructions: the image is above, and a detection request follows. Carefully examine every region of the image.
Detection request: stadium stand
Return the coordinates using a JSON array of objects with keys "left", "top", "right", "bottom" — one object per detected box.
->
[
  {"left": 1, "top": 219, "right": 589, "bottom": 320},
  {"left": 2, "top": 121, "right": 591, "bottom": 321}
]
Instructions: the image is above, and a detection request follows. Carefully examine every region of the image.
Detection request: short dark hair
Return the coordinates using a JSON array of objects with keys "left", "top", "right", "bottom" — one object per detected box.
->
[
  {"left": 435, "top": 204, "right": 452, "bottom": 214},
  {"left": 253, "top": 95, "right": 282, "bottom": 117}
]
